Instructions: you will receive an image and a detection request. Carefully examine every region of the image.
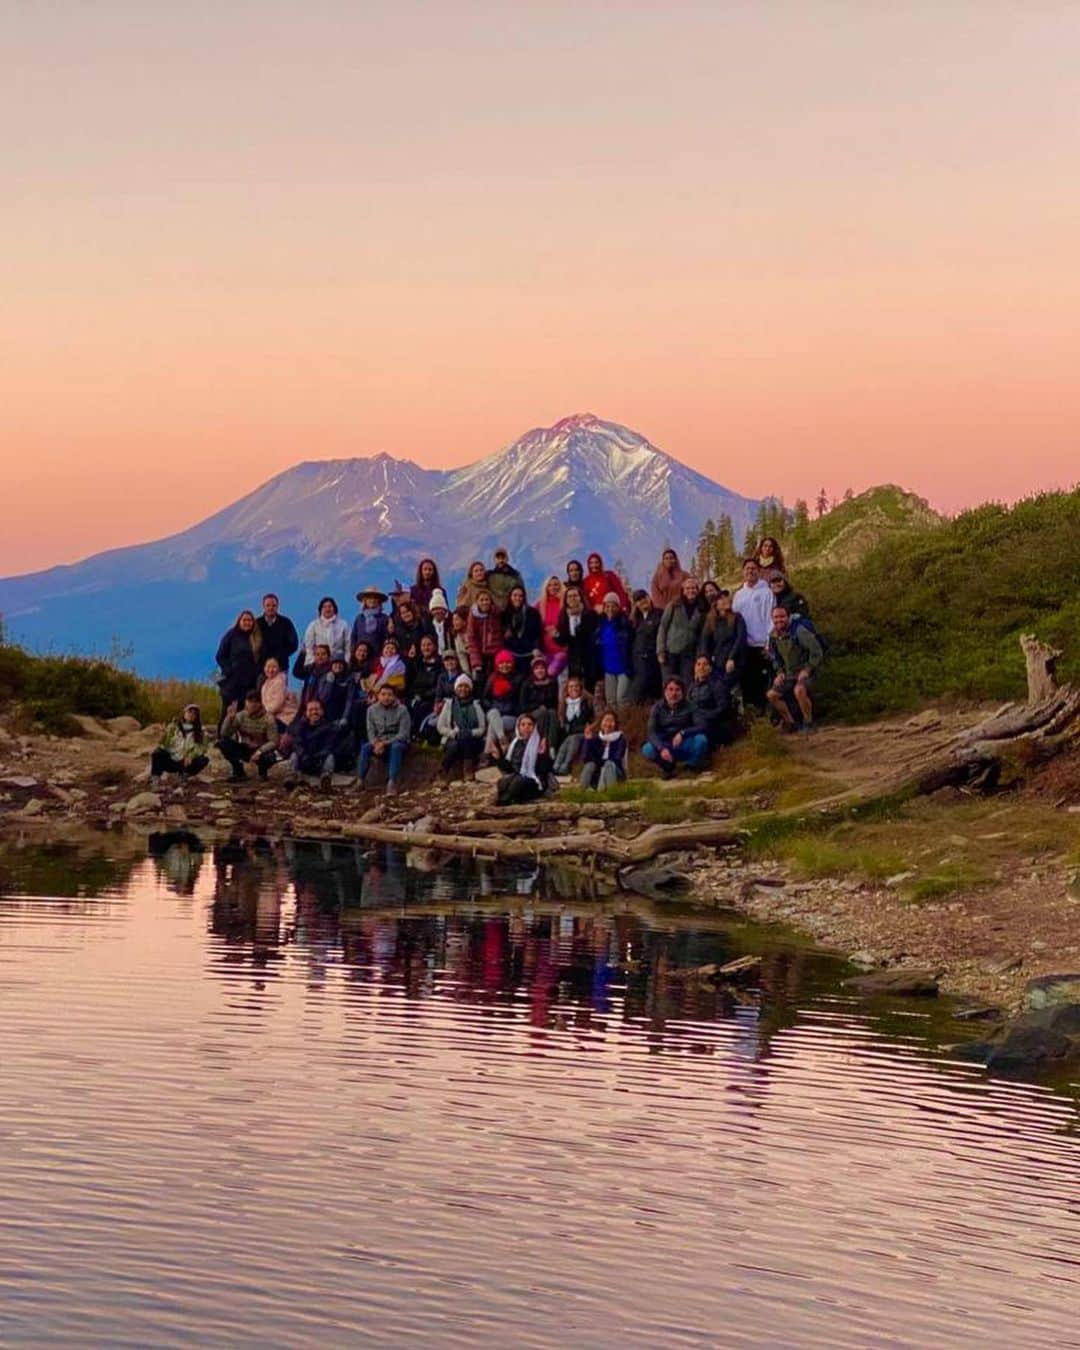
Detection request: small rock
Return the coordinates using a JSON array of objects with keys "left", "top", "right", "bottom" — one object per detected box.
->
[
  {"left": 885, "top": 871, "right": 916, "bottom": 888},
  {"left": 474, "top": 766, "right": 501, "bottom": 785},
  {"left": 0, "top": 775, "right": 39, "bottom": 789},
  {"left": 989, "top": 956, "right": 1023, "bottom": 975},
  {"left": 1023, "top": 973, "right": 1080, "bottom": 1011},
  {"left": 844, "top": 969, "right": 939, "bottom": 997},
  {"left": 68, "top": 715, "right": 115, "bottom": 741},
  {"left": 16, "top": 798, "right": 44, "bottom": 817},
  {"left": 105, "top": 715, "right": 142, "bottom": 735},
  {"left": 848, "top": 951, "right": 879, "bottom": 969},
  {"left": 124, "top": 791, "right": 162, "bottom": 816}
]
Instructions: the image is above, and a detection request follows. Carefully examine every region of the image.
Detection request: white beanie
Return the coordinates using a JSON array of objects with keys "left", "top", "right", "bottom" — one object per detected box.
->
[{"left": 429, "top": 588, "right": 449, "bottom": 611}]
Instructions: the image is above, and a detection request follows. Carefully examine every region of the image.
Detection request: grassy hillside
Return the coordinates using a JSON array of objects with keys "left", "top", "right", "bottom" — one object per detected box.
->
[
  {"left": 807, "top": 488, "right": 1080, "bottom": 720},
  {"left": 789, "top": 485, "right": 942, "bottom": 569}
]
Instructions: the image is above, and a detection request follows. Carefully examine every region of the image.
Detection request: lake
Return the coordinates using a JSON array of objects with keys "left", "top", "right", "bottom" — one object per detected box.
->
[{"left": 1, "top": 831, "right": 1078, "bottom": 1347}]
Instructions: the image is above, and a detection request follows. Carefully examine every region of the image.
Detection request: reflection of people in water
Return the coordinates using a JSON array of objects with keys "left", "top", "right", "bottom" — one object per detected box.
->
[{"left": 148, "top": 830, "right": 206, "bottom": 896}]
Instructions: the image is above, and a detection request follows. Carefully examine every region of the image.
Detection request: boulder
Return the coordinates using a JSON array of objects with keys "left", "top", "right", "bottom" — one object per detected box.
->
[
  {"left": 106, "top": 716, "right": 142, "bottom": 735},
  {"left": 0, "top": 776, "right": 39, "bottom": 790},
  {"left": 16, "top": 798, "right": 44, "bottom": 817},
  {"left": 844, "top": 969, "right": 939, "bottom": 997},
  {"left": 1023, "top": 973, "right": 1080, "bottom": 1011},
  {"left": 68, "top": 715, "right": 115, "bottom": 741},
  {"left": 124, "top": 791, "right": 162, "bottom": 816},
  {"left": 985, "top": 1007, "right": 1080, "bottom": 1073}
]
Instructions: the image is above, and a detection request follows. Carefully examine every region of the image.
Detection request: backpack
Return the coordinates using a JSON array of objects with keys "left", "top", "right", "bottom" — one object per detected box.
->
[{"left": 790, "top": 614, "right": 828, "bottom": 658}]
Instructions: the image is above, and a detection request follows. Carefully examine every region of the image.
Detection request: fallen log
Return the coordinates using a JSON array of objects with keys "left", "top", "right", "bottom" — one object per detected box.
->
[{"left": 291, "top": 815, "right": 747, "bottom": 863}]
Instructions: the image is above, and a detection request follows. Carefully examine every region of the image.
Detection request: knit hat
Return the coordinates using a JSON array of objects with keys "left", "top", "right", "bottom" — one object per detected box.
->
[
  {"left": 454, "top": 675, "right": 473, "bottom": 692},
  {"left": 603, "top": 592, "right": 620, "bottom": 607},
  {"left": 429, "top": 588, "right": 449, "bottom": 611},
  {"left": 495, "top": 649, "right": 515, "bottom": 666}
]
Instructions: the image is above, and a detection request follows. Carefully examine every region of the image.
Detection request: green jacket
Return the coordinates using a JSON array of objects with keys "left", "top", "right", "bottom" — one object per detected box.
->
[
  {"left": 658, "top": 599, "right": 704, "bottom": 660},
  {"left": 220, "top": 708, "right": 279, "bottom": 752},
  {"left": 768, "top": 624, "right": 823, "bottom": 676}
]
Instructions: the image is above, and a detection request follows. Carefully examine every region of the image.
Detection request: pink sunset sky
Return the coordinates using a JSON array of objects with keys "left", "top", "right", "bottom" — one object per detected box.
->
[{"left": 4, "top": 1, "right": 1078, "bottom": 576}]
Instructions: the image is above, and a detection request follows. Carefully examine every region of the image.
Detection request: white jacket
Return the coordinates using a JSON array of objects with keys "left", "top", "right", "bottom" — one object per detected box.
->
[
  {"left": 732, "top": 580, "right": 774, "bottom": 648},
  {"left": 303, "top": 614, "right": 350, "bottom": 665}
]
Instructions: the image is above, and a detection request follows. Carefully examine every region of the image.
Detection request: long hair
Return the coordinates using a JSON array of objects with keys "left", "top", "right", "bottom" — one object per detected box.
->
[
  {"left": 414, "top": 557, "right": 441, "bottom": 588},
  {"left": 756, "top": 537, "right": 786, "bottom": 573},
  {"left": 235, "top": 609, "right": 262, "bottom": 659},
  {"left": 182, "top": 705, "right": 205, "bottom": 744}
]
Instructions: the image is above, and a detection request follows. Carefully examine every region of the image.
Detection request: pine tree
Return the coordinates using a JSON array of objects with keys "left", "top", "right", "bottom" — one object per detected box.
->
[
  {"left": 716, "top": 514, "right": 737, "bottom": 575},
  {"left": 843, "top": 487, "right": 855, "bottom": 502},
  {"left": 816, "top": 488, "right": 829, "bottom": 519}
]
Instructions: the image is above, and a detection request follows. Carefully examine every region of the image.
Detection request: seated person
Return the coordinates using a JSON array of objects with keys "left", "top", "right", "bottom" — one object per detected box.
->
[
  {"left": 357, "top": 685, "right": 412, "bottom": 795},
  {"left": 687, "top": 655, "right": 736, "bottom": 747},
  {"left": 642, "top": 678, "right": 710, "bottom": 779},
  {"left": 389, "top": 597, "right": 432, "bottom": 661},
  {"left": 437, "top": 674, "right": 487, "bottom": 782},
  {"left": 322, "top": 656, "right": 354, "bottom": 725},
  {"left": 367, "top": 637, "right": 408, "bottom": 698},
  {"left": 492, "top": 712, "right": 553, "bottom": 807},
  {"left": 297, "top": 644, "right": 334, "bottom": 718},
  {"left": 150, "top": 704, "right": 209, "bottom": 785},
  {"left": 218, "top": 690, "right": 280, "bottom": 781},
  {"left": 482, "top": 649, "right": 521, "bottom": 756},
  {"left": 407, "top": 634, "right": 443, "bottom": 732},
  {"left": 552, "top": 675, "right": 595, "bottom": 776},
  {"left": 259, "top": 656, "right": 298, "bottom": 731},
  {"left": 579, "top": 710, "right": 628, "bottom": 792},
  {"left": 287, "top": 699, "right": 341, "bottom": 790},
  {"left": 520, "top": 654, "right": 559, "bottom": 745},
  {"left": 766, "top": 605, "right": 824, "bottom": 732}
]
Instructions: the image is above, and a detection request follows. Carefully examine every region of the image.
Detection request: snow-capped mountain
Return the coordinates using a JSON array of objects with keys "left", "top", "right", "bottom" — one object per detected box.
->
[{"left": 0, "top": 414, "right": 760, "bottom": 677}]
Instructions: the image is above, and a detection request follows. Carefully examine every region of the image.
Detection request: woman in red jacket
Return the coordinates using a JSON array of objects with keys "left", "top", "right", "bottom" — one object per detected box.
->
[{"left": 581, "top": 553, "right": 629, "bottom": 614}]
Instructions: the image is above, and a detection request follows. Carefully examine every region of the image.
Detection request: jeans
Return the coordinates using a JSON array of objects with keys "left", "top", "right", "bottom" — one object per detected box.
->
[
  {"left": 553, "top": 733, "right": 584, "bottom": 775},
  {"left": 641, "top": 734, "right": 709, "bottom": 771},
  {"left": 358, "top": 740, "right": 406, "bottom": 784},
  {"left": 660, "top": 652, "right": 697, "bottom": 688},
  {"left": 579, "top": 760, "right": 624, "bottom": 791},
  {"left": 603, "top": 672, "right": 630, "bottom": 707},
  {"left": 291, "top": 751, "right": 335, "bottom": 777}
]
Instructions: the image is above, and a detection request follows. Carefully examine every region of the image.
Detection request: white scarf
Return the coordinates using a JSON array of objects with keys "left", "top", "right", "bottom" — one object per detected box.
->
[
  {"left": 568, "top": 613, "right": 581, "bottom": 635},
  {"left": 511, "top": 729, "right": 542, "bottom": 785},
  {"left": 600, "top": 730, "right": 621, "bottom": 761},
  {"left": 564, "top": 695, "right": 582, "bottom": 721}
]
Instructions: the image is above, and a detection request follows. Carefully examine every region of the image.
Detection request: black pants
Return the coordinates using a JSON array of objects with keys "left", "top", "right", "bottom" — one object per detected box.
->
[
  {"left": 150, "top": 750, "right": 209, "bottom": 779},
  {"left": 628, "top": 659, "right": 662, "bottom": 704},
  {"left": 496, "top": 772, "right": 543, "bottom": 807},
  {"left": 441, "top": 737, "right": 482, "bottom": 775},
  {"left": 741, "top": 647, "right": 769, "bottom": 710},
  {"left": 661, "top": 651, "right": 696, "bottom": 688},
  {"left": 219, "top": 737, "right": 274, "bottom": 779}
]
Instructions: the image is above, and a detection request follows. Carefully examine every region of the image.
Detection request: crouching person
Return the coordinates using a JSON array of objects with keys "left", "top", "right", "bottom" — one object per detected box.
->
[
  {"left": 579, "top": 710, "right": 628, "bottom": 791},
  {"left": 642, "top": 678, "right": 710, "bottom": 779},
  {"left": 437, "top": 675, "right": 487, "bottom": 782},
  {"left": 150, "top": 704, "right": 209, "bottom": 785},
  {"left": 288, "top": 699, "right": 339, "bottom": 790},
  {"left": 765, "top": 605, "right": 823, "bottom": 732},
  {"left": 492, "top": 713, "right": 553, "bottom": 807},
  {"left": 358, "top": 685, "right": 411, "bottom": 796},
  {"left": 218, "top": 690, "right": 279, "bottom": 782}
]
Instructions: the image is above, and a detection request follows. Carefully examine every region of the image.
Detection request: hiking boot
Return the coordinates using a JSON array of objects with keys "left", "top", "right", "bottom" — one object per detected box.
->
[
  {"left": 386, "top": 780, "right": 399, "bottom": 796},
  {"left": 659, "top": 763, "right": 675, "bottom": 780},
  {"left": 319, "top": 773, "right": 333, "bottom": 792},
  {"left": 464, "top": 767, "right": 476, "bottom": 783}
]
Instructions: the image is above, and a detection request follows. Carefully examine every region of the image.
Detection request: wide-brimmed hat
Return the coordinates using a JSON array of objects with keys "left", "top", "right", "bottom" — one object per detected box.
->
[{"left": 355, "top": 585, "right": 388, "bottom": 603}]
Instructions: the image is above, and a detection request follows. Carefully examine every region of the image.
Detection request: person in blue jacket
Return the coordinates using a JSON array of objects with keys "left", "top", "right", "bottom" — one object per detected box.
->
[{"left": 595, "top": 592, "right": 632, "bottom": 707}]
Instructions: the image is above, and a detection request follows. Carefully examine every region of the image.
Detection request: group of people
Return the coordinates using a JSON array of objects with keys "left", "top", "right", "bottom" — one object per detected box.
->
[{"left": 151, "top": 539, "right": 824, "bottom": 802}]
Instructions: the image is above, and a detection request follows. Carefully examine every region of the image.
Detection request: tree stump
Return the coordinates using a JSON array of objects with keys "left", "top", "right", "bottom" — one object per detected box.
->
[{"left": 1021, "top": 633, "right": 1061, "bottom": 705}]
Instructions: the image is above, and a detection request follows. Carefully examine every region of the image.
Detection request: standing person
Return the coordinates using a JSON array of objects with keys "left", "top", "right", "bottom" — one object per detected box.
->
[
  {"left": 492, "top": 713, "right": 552, "bottom": 807},
  {"left": 218, "top": 690, "right": 280, "bottom": 782},
  {"left": 554, "top": 585, "right": 599, "bottom": 692},
  {"left": 486, "top": 547, "right": 524, "bottom": 613},
  {"left": 579, "top": 711, "right": 628, "bottom": 791},
  {"left": 215, "top": 610, "right": 261, "bottom": 724},
  {"left": 641, "top": 678, "right": 710, "bottom": 779},
  {"left": 551, "top": 675, "right": 595, "bottom": 776},
  {"left": 255, "top": 593, "right": 299, "bottom": 674},
  {"left": 581, "top": 553, "right": 629, "bottom": 614},
  {"left": 456, "top": 560, "right": 490, "bottom": 611},
  {"left": 427, "top": 589, "right": 453, "bottom": 656},
  {"left": 732, "top": 559, "right": 775, "bottom": 709},
  {"left": 628, "top": 590, "right": 663, "bottom": 704},
  {"left": 288, "top": 699, "right": 340, "bottom": 790},
  {"left": 466, "top": 590, "right": 503, "bottom": 680},
  {"left": 450, "top": 606, "right": 473, "bottom": 678},
  {"left": 650, "top": 548, "right": 688, "bottom": 610},
  {"left": 768, "top": 573, "right": 811, "bottom": 621},
  {"left": 259, "top": 656, "right": 299, "bottom": 730},
  {"left": 351, "top": 585, "right": 390, "bottom": 657},
  {"left": 595, "top": 593, "right": 632, "bottom": 707},
  {"left": 303, "top": 596, "right": 350, "bottom": 669},
  {"left": 702, "top": 579, "right": 721, "bottom": 611},
  {"left": 410, "top": 558, "right": 442, "bottom": 615},
  {"left": 437, "top": 675, "right": 487, "bottom": 783},
  {"left": 565, "top": 559, "right": 585, "bottom": 591},
  {"left": 766, "top": 604, "right": 824, "bottom": 732},
  {"left": 538, "top": 576, "right": 567, "bottom": 677},
  {"left": 150, "top": 705, "right": 208, "bottom": 785},
  {"left": 502, "top": 584, "right": 543, "bottom": 672},
  {"left": 657, "top": 575, "right": 705, "bottom": 687},
  {"left": 699, "top": 589, "right": 748, "bottom": 692},
  {"left": 357, "top": 685, "right": 411, "bottom": 795},
  {"left": 297, "top": 644, "right": 335, "bottom": 719},
  {"left": 755, "top": 536, "right": 786, "bottom": 583}
]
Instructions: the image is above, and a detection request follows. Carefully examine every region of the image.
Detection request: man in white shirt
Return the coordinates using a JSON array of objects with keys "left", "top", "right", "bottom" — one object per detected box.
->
[{"left": 732, "top": 558, "right": 774, "bottom": 708}]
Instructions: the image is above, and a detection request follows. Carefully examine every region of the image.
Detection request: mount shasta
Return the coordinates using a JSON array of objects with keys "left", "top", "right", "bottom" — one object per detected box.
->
[{"left": 0, "top": 414, "right": 760, "bottom": 678}]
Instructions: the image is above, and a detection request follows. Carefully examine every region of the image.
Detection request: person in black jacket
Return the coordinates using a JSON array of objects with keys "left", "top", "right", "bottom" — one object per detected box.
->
[
  {"left": 699, "top": 589, "right": 748, "bottom": 692},
  {"left": 255, "top": 593, "right": 299, "bottom": 674},
  {"left": 215, "top": 610, "right": 261, "bottom": 726},
  {"left": 767, "top": 573, "right": 812, "bottom": 621},
  {"left": 502, "top": 585, "right": 543, "bottom": 673},
  {"left": 641, "top": 678, "right": 710, "bottom": 779},
  {"left": 408, "top": 635, "right": 443, "bottom": 734},
  {"left": 628, "top": 589, "right": 663, "bottom": 704},
  {"left": 388, "top": 597, "right": 432, "bottom": 662},
  {"left": 520, "top": 654, "right": 560, "bottom": 745},
  {"left": 553, "top": 586, "right": 599, "bottom": 692},
  {"left": 688, "top": 655, "right": 736, "bottom": 747},
  {"left": 492, "top": 713, "right": 553, "bottom": 806}
]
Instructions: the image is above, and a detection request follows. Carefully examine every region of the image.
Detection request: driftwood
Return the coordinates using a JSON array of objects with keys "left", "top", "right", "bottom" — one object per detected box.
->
[{"left": 292, "top": 815, "right": 746, "bottom": 863}]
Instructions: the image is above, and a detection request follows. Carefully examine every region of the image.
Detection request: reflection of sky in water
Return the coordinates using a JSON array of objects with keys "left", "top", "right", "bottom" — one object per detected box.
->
[{"left": 0, "top": 835, "right": 1078, "bottom": 1348}]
